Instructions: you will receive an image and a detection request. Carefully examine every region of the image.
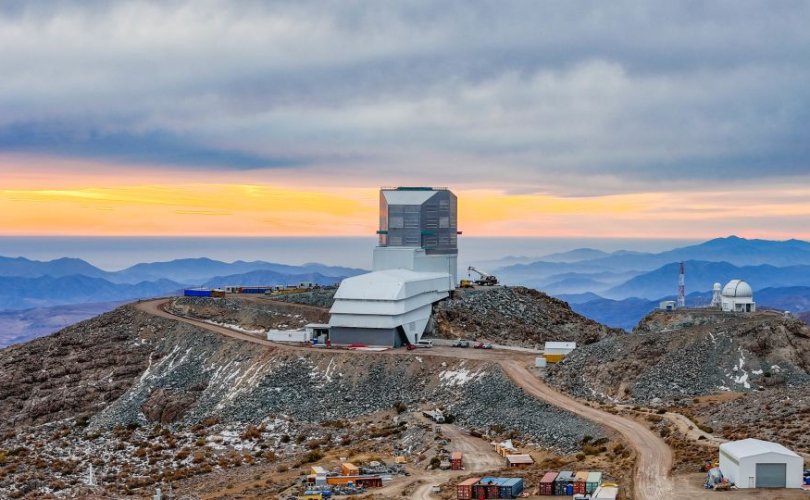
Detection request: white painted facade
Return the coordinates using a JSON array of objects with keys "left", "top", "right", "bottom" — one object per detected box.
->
[
  {"left": 372, "top": 246, "right": 457, "bottom": 291},
  {"left": 721, "top": 279, "right": 756, "bottom": 313},
  {"left": 328, "top": 269, "right": 450, "bottom": 344},
  {"left": 719, "top": 438, "right": 803, "bottom": 488}
]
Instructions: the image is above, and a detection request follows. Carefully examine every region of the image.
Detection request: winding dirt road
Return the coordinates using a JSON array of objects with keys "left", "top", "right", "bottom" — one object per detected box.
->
[{"left": 135, "top": 298, "right": 674, "bottom": 499}]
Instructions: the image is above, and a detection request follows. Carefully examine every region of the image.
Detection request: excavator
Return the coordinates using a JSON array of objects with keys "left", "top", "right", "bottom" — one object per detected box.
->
[{"left": 467, "top": 266, "right": 499, "bottom": 286}]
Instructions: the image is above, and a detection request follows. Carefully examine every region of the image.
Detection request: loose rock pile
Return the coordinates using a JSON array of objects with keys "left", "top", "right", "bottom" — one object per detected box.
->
[
  {"left": 271, "top": 289, "right": 336, "bottom": 309},
  {"left": 547, "top": 310, "right": 810, "bottom": 404},
  {"left": 433, "top": 287, "right": 620, "bottom": 347}
]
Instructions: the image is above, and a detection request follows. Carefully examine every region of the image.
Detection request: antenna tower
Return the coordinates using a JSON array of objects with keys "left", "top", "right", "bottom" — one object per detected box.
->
[{"left": 677, "top": 261, "right": 686, "bottom": 308}]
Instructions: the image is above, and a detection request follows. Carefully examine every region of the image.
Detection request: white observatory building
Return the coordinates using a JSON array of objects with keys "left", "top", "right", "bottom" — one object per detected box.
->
[
  {"left": 328, "top": 187, "right": 458, "bottom": 346},
  {"left": 721, "top": 279, "right": 756, "bottom": 313}
]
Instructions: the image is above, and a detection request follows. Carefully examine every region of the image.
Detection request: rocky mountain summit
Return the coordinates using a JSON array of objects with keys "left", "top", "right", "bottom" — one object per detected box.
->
[
  {"left": 432, "top": 286, "right": 622, "bottom": 347},
  {"left": 547, "top": 309, "right": 810, "bottom": 404},
  {"left": 0, "top": 301, "right": 604, "bottom": 498}
]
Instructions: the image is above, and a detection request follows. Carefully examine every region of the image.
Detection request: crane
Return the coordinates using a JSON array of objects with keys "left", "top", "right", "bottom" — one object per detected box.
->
[{"left": 467, "top": 266, "right": 498, "bottom": 286}]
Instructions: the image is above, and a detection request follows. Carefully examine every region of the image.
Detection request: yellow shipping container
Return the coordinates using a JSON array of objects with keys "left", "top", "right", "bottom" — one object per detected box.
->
[{"left": 544, "top": 354, "right": 566, "bottom": 363}]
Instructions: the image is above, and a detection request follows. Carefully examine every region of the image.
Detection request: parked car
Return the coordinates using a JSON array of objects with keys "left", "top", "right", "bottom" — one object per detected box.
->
[
  {"left": 452, "top": 340, "right": 470, "bottom": 348},
  {"left": 473, "top": 342, "right": 493, "bottom": 349},
  {"left": 415, "top": 339, "right": 433, "bottom": 348}
]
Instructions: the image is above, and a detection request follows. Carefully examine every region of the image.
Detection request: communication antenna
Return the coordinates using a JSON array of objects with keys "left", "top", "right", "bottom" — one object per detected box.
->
[{"left": 677, "top": 261, "right": 686, "bottom": 308}]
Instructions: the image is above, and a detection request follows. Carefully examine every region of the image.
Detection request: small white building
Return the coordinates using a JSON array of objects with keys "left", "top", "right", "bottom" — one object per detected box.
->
[
  {"left": 721, "top": 279, "right": 756, "bottom": 313},
  {"left": 719, "top": 438, "right": 804, "bottom": 488},
  {"left": 659, "top": 300, "right": 676, "bottom": 311}
]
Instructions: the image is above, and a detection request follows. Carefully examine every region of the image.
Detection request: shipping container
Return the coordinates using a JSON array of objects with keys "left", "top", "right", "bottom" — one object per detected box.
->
[
  {"left": 475, "top": 477, "right": 499, "bottom": 499},
  {"left": 211, "top": 289, "right": 226, "bottom": 298},
  {"left": 456, "top": 477, "right": 480, "bottom": 500},
  {"left": 586, "top": 471, "right": 603, "bottom": 493},
  {"left": 592, "top": 486, "right": 619, "bottom": 499},
  {"left": 451, "top": 451, "right": 463, "bottom": 470},
  {"left": 241, "top": 286, "right": 271, "bottom": 294},
  {"left": 539, "top": 471, "right": 558, "bottom": 495},
  {"left": 184, "top": 288, "right": 211, "bottom": 297},
  {"left": 497, "top": 478, "right": 524, "bottom": 498},
  {"left": 573, "top": 471, "right": 589, "bottom": 495},
  {"left": 341, "top": 462, "right": 359, "bottom": 476},
  {"left": 554, "top": 471, "right": 574, "bottom": 495}
]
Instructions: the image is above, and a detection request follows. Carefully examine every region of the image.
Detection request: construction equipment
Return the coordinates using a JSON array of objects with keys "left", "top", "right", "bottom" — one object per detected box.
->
[
  {"left": 459, "top": 279, "right": 474, "bottom": 288},
  {"left": 467, "top": 266, "right": 498, "bottom": 286},
  {"left": 423, "top": 409, "right": 446, "bottom": 423}
]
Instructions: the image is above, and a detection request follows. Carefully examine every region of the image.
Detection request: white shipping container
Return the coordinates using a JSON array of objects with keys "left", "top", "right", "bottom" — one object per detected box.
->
[
  {"left": 535, "top": 357, "right": 547, "bottom": 368},
  {"left": 266, "top": 330, "right": 311, "bottom": 343}
]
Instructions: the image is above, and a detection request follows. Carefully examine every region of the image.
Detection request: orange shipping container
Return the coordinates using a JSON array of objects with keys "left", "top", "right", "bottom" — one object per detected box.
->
[
  {"left": 574, "top": 471, "right": 589, "bottom": 495},
  {"left": 456, "top": 477, "right": 480, "bottom": 500},
  {"left": 341, "top": 463, "right": 359, "bottom": 476}
]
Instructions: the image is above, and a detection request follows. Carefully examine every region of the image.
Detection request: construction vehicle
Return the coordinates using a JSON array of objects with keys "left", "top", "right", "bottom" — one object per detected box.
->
[
  {"left": 459, "top": 279, "right": 474, "bottom": 288},
  {"left": 467, "top": 266, "right": 498, "bottom": 286},
  {"left": 423, "top": 409, "right": 445, "bottom": 423}
]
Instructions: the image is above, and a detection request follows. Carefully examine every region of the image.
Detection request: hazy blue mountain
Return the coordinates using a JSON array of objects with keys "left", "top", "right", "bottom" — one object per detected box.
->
[
  {"left": 0, "top": 275, "right": 183, "bottom": 311},
  {"left": 542, "top": 276, "right": 611, "bottom": 295},
  {"left": 202, "top": 270, "right": 344, "bottom": 289},
  {"left": 496, "top": 236, "right": 810, "bottom": 286},
  {"left": 0, "top": 301, "right": 124, "bottom": 348},
  {"left": 536, "top": 248, "right": 611, "bottom": 263},
  {"left": 605, "top": 261, "right": 810, "bottom": 299},
  {"left": 0, "top": 256, "right": 110, "bottom": 279},
  {"left": 555, "top": 292, "right": 605, "bottom": 304},
  {"left": 112, "top": 258, "right": 365, "bottom": 284}
]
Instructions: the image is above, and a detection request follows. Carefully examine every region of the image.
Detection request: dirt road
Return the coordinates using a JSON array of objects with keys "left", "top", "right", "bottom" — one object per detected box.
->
[
  {"left": 500, "top": 360, "right": 674, "bottom": 499},
  {"left": 135, "top": 298, "right": 674, "bottom": 499},
  {"left": 373, "top": 422, "right": 502, "bottom": 500}
]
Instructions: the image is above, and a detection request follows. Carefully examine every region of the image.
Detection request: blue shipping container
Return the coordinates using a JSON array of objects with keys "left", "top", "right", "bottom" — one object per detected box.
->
[
  {"left": 184, "top": 288, "right": 212, "bottom": 297},
  {"left": 498, "top": 478, "right": 524, "bottom": 498},
  {"left": 241, "top": 287, "right": 270, "bottom": 294}
]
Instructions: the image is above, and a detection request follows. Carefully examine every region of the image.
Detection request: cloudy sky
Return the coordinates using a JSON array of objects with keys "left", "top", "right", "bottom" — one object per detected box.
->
[{"left": 1, "top": 1, "right": 809, "bottom": 238}]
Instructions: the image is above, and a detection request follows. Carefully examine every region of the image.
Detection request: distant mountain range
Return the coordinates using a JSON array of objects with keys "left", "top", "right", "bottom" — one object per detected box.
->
[
  {"left": 0, "top": 257, "right": 366, "bottom": 313},
  {"left": 0, "top": 301, "right": 124, "bottom": 348},
  {"left": 566, "top": 286, "right": 810, "bottom": 330},
  {"left": 604, "top": 261, "right": 810, "bottom": 299},
  {"left": 496, "top": 236, "right": 810, "bottom": 298}
]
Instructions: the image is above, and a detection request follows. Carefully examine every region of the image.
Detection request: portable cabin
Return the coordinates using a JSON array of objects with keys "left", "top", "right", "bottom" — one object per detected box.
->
[
  {"left": 586, "top": 471, "right": 603, "bottom": 493},
  {"left": 543, "top": 341, "right": 576, "bottom": 362},
  {"left": 451, "top": 451, "right": 463, "bottom": 470},
  {"left": 456, "top": 477, "right": 480, "bottom": 500},
  {"left": 554, "top": 471, "right": 574, "bottom": 495},
  {"left": 573, "top": 471, "right": 589, "bottom": 494},
  {"left": 539, "top": 471, "right": 558, "bottom": 495},
  {"left": 506, "top": 454, "right": 533, "bottom": 467},
  {"left": 498, "top": 478, "right": 524, "bottom": 498},
  {"left": 341, "top": 462, "right": 359, "bottom": 476}
]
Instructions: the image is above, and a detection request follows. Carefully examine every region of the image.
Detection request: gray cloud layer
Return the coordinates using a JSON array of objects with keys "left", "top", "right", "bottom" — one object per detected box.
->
[{"left": 1, "top": 0, "right": 809, "bottom": 194}]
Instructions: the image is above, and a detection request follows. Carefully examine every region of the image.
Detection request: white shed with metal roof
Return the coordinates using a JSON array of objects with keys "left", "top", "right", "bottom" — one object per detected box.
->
[{"left": 719, "top": 438, "right": 804, "bottom": 488}]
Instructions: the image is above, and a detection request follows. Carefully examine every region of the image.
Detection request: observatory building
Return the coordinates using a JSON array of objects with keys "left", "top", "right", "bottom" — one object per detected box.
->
[
  {"left": 328, "top": 187, "right": 458, "bottom": 346},
  {"left": 721, "top": 279, "right": 756, "bottom": 313}
]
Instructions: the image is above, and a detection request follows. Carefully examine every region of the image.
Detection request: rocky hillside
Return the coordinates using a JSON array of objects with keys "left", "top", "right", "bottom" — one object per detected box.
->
[
  {"left": 547, "top": 309, "right": 810, "bottom": 404},
  {"left": 169, "top": 296, "right": 328, "bottom": 331},
  {"left": 0, "top": 303, "right": 604, "bottom": 498},
  {"left": 800, "top": 310, "right": 810, "bottom": 325},
  {"left": 433, "top": 287, "right": 621, "bottom": 347}
]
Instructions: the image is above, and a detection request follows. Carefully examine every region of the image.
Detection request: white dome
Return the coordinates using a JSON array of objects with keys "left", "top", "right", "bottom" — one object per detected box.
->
[
  {"left": 713, "top": 282, "right": 722, "bottom": 291},
  {"left": 722, "top": 279, "right": 753, "bottom": 298}
]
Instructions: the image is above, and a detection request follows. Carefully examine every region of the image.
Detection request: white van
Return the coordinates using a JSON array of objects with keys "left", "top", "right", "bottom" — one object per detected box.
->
[{"left": 415, "top": 339, "right": 433, "bottom": 348}]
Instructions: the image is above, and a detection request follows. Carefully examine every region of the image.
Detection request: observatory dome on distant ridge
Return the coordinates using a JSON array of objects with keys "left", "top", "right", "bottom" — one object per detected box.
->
[
  {"left": 722, "top": 279, "right": 753, "bottom": 298},
  {"left": 721, "top": 279, "right": 755, "bottom": 312}
]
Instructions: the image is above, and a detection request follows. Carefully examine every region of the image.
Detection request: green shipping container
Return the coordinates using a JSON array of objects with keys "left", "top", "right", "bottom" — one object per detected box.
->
[{"left": 586, "top": 471, "right": 603, "bottom": 494}]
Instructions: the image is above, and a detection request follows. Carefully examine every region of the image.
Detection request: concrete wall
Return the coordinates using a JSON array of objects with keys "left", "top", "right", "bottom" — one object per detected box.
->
[{"left": 329, "top": 327, "right": 400, "bottom": 347}]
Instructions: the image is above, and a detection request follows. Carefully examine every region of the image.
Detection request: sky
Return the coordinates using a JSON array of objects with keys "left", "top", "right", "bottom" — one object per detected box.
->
[{"left": 1, "top": 1, "right": 809, "bottom": 239}]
